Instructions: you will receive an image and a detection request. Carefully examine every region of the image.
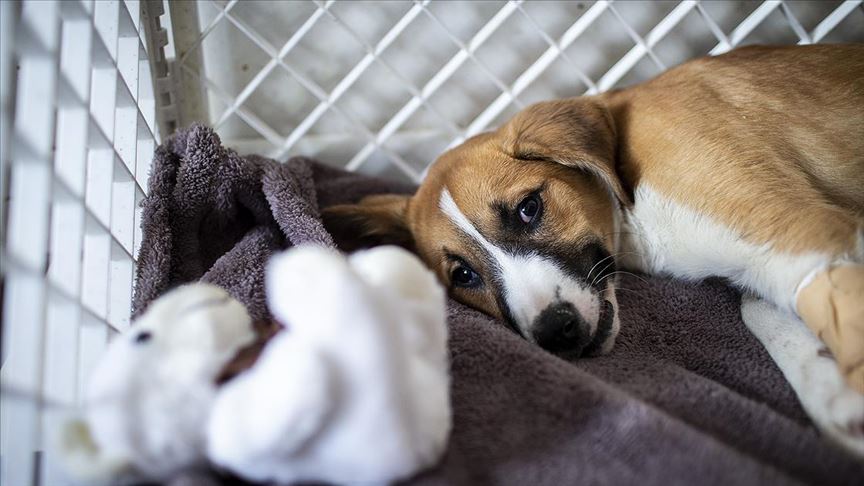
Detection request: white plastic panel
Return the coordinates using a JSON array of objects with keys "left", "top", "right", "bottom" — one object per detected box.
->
[
  {"left": 174, "top": 0, "right": 863, "bottom": 183},
  {"left": 0, "top": 1, "right": 158, "bottom": 484}
]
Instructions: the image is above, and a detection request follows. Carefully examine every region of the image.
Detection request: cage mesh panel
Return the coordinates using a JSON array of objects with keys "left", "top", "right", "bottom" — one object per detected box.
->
[
  {"left": 173, "top": 0, "right": 862, "bottom": 182},
  {"left": 0, "top": 1, "right": 158, "bottom": 484}
]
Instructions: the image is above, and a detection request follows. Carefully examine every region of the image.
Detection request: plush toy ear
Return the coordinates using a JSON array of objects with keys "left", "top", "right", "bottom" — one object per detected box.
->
[
  {"left": 500, "top": 98, "right": 630, "bottom": 206},
  {"left": 171, "top": 300, "right": 254, "bottom": 355},
  {"left": 321, "top": 194, "right": 414, "bottom": 251},
  {"left": 143, "top": 284, "right": 254, "bottom": 355}
]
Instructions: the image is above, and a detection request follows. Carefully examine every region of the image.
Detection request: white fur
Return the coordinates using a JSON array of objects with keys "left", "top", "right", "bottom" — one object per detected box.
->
[
  {"left": 741, "top": 297, "right": 864, "bottom": 456},
  {"left": 619, "top": 184, "right": 836, "bottom": 313},
  {"left": 208, "top": 245, "right": 451, "bottom": 485},
  {"left": 620, "top": 183, "right": 864, "bottom": 456},
  {"left": 439, "top": 188, "right": 602, "bottom": 338}
]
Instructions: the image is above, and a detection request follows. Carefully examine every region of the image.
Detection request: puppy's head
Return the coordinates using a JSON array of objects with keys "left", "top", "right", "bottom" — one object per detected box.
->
[{"left": 325, "top": 98, "right": 627, "bottom": 358}]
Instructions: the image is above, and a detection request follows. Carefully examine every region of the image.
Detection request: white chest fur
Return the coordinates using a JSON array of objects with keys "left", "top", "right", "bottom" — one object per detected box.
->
[
  {"left": 615, "top": 184, "right": 864, "bottom": 458},
  {"left": 617, "top": 184, "right": 833, "bottom": 313}
]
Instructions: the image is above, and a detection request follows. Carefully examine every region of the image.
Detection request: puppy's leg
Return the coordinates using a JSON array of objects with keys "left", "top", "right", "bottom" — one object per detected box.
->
[
  {"left": 740, "top": 296, "right": 864, "bottom": 457},
  {"left": 796, "top": 264, "right": 864, "bottom": 392}
]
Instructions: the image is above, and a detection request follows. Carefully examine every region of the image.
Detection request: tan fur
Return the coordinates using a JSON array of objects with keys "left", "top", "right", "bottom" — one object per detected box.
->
[
  {"left": 796, "top": 264, "right": 864, "bottom": 392},
  {"left": 324, "top": 44, "right": 864, "bottom": 319},
  {"left": 603, "top": 44, "right": 864, "bottom": 255},
  {"left": 407, "top": 142, "right": 617, "bottom": 318},
  {"left": 322, "top": 194, "right": 413, "bottom": 252}
]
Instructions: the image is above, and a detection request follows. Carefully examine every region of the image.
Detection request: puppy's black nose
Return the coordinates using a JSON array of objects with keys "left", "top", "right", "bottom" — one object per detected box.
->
[{"left": 533, "top": 302, "right": 591, "bottom": 356}]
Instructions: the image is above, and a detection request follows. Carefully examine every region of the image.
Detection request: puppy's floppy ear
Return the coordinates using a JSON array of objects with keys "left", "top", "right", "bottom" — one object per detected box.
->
[
  {"left": 500, "top": 98, "right": 630, "bottom": 205},
  {"left": 321, "top": 194, "right": 413, "bottom": 252}
]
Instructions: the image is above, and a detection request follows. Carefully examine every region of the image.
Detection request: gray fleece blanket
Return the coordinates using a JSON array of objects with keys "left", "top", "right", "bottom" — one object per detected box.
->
[{"left": 134, "top": 125, "right": 864, "bottom": 486}]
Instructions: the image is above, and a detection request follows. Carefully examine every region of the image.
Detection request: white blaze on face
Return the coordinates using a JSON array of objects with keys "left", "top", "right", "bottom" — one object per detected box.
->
[{"left": 438, "top": 188, "right": 601, "bottom": 339}]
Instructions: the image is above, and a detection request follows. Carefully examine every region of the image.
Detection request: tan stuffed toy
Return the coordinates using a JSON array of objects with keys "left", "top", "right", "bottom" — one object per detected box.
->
[{"left": 796, "top": 264, "right": 864, "bottom": 393}]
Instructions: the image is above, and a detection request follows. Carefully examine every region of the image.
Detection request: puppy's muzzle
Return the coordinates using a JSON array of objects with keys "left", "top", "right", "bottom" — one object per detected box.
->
[
  {"left": 533, "top": 300, "right": 616, "bottom": 358},
  {"left": 533, "top": 302, "right": 592, "bottom": 357}
]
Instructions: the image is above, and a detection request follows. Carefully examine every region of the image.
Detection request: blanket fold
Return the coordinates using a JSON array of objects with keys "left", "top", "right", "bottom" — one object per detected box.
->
[{"left": 134, "top": 125, "right": 863, "bottom": 485}]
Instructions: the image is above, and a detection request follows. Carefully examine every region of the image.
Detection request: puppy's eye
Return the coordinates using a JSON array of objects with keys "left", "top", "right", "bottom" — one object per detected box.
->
[
  {"left": 451, "top": 265, "right": 481, "bottom": 288},
  {"left": 517, "top": 195, "right": 542, "bottom": 224},
  {"left": 134, "top": 331, "right": 152, "bottom": 344}
]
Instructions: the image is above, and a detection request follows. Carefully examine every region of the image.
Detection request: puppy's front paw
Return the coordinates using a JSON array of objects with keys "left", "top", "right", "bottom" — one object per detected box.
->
[
  {"left": 740, "top": 297, "right": 864, "bottom": 458},
  {"left": 795, "top": 347, "right": 864, "bottom": 457},
  {"left": 819, "top": 370, "right": 864, "bottom": 456}
]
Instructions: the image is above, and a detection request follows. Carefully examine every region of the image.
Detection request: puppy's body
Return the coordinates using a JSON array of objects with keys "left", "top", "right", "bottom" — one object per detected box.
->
[
  {"left": 325, "top": 44, "right": 864, "bottom": 454},
  {"left": 605, "top": 46, "right": 863, "bottom": 314}
]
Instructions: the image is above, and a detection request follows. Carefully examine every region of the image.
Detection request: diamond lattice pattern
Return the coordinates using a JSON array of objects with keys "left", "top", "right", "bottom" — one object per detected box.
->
[{"left": 176, "top": 0, "right": 863, "bottom": 183}]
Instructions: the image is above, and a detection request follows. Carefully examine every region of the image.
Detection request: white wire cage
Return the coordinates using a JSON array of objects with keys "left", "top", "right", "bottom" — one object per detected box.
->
[{"left": 0, "top": 1, "right": 861, "bottom": 485}]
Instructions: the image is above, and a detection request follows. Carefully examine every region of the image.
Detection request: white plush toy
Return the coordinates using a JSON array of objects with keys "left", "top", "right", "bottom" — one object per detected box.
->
[
  {"left": 59, "top": 245, "right": 451, "bottom": 485},
  {"left": 60, "top": 283, "right": 256, "bottom": 482}
]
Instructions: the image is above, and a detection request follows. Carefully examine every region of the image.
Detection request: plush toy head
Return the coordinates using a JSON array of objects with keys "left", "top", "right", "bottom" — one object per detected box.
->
[{"left": 59, "top": 283, "right": 255, "bottom": 483}]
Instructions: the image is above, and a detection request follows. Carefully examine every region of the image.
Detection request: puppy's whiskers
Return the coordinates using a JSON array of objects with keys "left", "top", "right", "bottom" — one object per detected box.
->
[
  {"left": 597, "top": 271, "right": 650, "bottom": 286},
  {"left": 591, "top": 261, "right": 617, "bottom": 287},
  {"left": 586, "top": 251, "right": 643, "bottom": 286},
  {"left": 586, "top": 253, "right": 617, "bottom": 283},
  {"left": 586, "top": 251, "right": 644, "bottom": 284}
]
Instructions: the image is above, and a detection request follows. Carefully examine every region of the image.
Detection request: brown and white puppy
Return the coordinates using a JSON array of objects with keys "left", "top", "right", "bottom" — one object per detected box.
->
[
  {"left": 327, "top": 109, "right": 626, "bottom": 358},
  {"left": 324, "top": 45, "right": 864, "bottom": 453}
]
